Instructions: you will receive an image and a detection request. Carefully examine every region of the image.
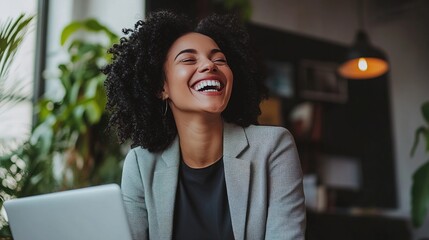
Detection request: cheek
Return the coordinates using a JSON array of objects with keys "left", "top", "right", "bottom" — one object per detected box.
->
[
  {"left": 163, "top": 69, "right": 194, "bottom": 98},
  {"left": 166, "top": 66, "right": 193, "bottom": 86},
  {"left": 175, "top": 68, "right": 192, "bottom": 79},
  {"left": 225, "top": 68, "right": 234, "bottom": 87},
  {"left": 228, "top": 69, "right": 233, "bottom": 83}
]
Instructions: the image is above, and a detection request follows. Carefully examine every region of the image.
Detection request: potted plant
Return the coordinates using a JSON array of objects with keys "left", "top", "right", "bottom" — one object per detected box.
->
[
  {"left": 0, "top": 18, "right": 125, "bottom": 238},
  {"left": 0, "top": 13, "right": 34, "bottom": 154},
  {"left": 410, "top": 101, "right": 429, "bottom": 228},
  {"left": 0, "top": 14, "right": 34, "bottom": 239}
]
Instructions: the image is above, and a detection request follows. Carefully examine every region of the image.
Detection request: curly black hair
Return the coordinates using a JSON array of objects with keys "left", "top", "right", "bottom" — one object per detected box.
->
[{"left": 103, "top": 10, "right": 267, "bottom": 152}]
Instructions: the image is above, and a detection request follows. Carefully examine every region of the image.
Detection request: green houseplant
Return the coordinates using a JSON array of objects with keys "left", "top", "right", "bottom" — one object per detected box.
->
[
  {"left": 28, "top": 18, "right": 123, "bottom": 191},
  {"left": 0, "top": 18, "right": 125, "bottom": 237},
  {"left": 0, "top": 14, "right": 33, "bottom": 238},
  {"left": 0, "top": 14, "right": 34, "bottom": 153},
  {"left": 411, "top": 101, "right": 429, "bottom": 228}
]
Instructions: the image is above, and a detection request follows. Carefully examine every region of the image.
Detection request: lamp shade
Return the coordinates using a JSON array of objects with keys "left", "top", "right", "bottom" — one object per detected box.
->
[{"left": 338, "top": 30, "right": 389, "bottom": 79}]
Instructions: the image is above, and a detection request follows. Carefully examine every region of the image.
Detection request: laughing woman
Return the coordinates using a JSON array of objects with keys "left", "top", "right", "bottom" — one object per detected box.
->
[{"left": 103, "top": 11, "right": 305, "bottom": 240}]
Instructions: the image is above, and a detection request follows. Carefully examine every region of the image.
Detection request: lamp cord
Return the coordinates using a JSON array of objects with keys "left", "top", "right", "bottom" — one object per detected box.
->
[{"left": 358, "top": 0, "right": 365, "bottom": 30}]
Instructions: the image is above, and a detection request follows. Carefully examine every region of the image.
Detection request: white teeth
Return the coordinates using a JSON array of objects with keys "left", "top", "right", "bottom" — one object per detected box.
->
[{"left": 193, "top": 80, "right": 222, "bottom": 92}]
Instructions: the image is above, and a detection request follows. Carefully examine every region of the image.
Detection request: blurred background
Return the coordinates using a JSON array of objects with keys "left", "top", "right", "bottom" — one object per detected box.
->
[{"left": 1, "top": 0, "right": 428, "bottom": 239}]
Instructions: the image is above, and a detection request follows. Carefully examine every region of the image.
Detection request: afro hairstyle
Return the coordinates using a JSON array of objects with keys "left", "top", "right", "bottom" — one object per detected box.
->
[{"left": 103, "top": 10, "right": 267, "bottom": 152}]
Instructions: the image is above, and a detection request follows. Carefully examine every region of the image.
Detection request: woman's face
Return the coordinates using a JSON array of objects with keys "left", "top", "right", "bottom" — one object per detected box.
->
[{"left": 162, "top": 32, "right": 233, "bottom": 117}]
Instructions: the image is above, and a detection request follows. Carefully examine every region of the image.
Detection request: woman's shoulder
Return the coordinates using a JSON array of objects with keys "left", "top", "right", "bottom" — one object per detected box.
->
[
  {"left": 128, "top": 145, "right": 154, "bottom": 157},
  {"left": 124, "top": 146, "right": 162, "bottom": 166},
  {"left": 237, "top": 124, "right": 295, "bottom": 147},
  {"left": 244, "top": 124, "right": 293, "bottom": 138}
]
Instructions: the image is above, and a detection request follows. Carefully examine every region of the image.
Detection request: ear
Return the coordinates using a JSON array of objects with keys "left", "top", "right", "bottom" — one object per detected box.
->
[
  {"left": 162, "top": 92, "right": 169, "bottom": 100},
  {"left": 158, "top": 87, "right": 169, "bottom": 100},
  {"left": 157, "top": 91, "right": 168, "bottom": 100},
  {"left": 160, "top": 80, "right": 169, "bottom": 100}
]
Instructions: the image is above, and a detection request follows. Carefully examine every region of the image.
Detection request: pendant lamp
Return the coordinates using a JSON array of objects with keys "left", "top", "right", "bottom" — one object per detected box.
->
[{"left": 338, "top": 1, "right": 389, "bottom": 80}]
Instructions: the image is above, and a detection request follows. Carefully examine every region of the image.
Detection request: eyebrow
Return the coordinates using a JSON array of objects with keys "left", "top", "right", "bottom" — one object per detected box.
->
[{"left": 174, "top": 48, "right": 223, "bottom": 60}]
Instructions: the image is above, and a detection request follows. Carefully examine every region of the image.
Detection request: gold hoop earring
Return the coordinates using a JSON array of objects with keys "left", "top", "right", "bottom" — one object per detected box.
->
[{"left": 163, "top": 100, "right": 168, "bottom": 116}]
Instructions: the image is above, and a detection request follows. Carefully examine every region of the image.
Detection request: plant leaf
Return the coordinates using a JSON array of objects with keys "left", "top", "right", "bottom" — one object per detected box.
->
[
  {"left": 411, "top": 160, "right": 429, "bottom": 227},
  {"left": 422, "top": 101, "right": 429, "bottom": 124},
  {"left": 85, "top": 100, "right": 101, "bottom": 124},
  {"left": 60, "top": 19, "right": 118, "bottom": 47},
  {"left": 60, "top": 22, "right": 82, "bottom": 46},
  {"left": 411, "top": 127, "right": 428, "bottom": 156},
  {"left": 426, "top": 131, "right": 429, "bottom": 153},
  {"left": 0, "top": 14, "right": 34, "bottom": 80},
  {"left": 84, "top": 19, "right": 105, "bottom": 31},
  {"left": 84, "top": 19, "right": 118, "bottom": 43}
]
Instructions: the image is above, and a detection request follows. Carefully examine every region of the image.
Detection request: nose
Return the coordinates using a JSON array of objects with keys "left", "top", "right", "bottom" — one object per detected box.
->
[{"left": 198, "top": 59, "right": 218, "bottom": 73}]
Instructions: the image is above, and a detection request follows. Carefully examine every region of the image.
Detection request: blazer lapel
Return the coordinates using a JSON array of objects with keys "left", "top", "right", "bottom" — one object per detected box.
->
[
  {"left": 223, "top": 123, "right": 250, "bottom": 240},
  {"left": 151, "top": 123, "right": 250, "bottom": 240},
  {"left": 154, "top": 137, "right": 180, "bottom": 240}
]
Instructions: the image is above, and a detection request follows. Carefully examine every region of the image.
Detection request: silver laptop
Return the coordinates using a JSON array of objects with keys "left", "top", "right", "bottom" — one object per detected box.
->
[{"left": 4, "top": 184, "right": 132, "bottom": 240}]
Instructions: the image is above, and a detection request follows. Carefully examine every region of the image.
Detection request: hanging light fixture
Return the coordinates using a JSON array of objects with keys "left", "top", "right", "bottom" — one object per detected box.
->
[{"left": 338, "top": 0, "right": 389, "bottom": 80}]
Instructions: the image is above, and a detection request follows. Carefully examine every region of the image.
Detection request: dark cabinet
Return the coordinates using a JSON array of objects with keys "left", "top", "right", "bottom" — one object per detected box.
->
[{"left": 306, "top": 210, "right": 411, "bottom": 240}]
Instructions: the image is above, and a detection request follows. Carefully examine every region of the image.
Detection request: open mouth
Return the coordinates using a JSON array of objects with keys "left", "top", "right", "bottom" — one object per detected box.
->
[{"left": 192, "top": 80, "right": 223, "bottom": 92}]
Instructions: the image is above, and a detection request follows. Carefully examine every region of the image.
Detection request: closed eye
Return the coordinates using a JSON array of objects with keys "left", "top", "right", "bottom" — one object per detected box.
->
[
  {"left": 180, "top": 58, "right": 196, "bottom": 64},
  {"left": 213, "top": 59, "right": 227, "bottom": 65}
]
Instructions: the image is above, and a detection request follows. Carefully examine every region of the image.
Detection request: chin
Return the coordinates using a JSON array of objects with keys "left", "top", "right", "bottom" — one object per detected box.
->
[{"left": 202, "top": 106, "right": 227, "bottom": 114}]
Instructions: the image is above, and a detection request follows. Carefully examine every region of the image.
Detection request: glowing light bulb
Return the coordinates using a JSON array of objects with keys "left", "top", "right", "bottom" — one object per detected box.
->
[{"left": 358, "top": 58, "right": 368, "bottom": 71}]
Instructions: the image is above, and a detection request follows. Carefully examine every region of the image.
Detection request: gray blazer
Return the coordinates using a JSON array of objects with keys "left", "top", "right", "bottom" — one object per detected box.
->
[{"left": 121, "top": 123, "right": 306, "bottom": 240}]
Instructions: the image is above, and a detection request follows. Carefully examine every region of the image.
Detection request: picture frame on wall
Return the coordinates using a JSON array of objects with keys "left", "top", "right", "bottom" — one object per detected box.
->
[
  {"left": 298, "top": 60, "right": 347, "bottom": 103},
  {"left": 265, "top": 61, "right": 294, "bottom": 98}
]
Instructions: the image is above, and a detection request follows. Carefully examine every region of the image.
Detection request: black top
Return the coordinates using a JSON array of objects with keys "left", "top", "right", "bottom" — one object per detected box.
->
[{"left": 173, "top": 158, "right": 235, "bottom": 240}]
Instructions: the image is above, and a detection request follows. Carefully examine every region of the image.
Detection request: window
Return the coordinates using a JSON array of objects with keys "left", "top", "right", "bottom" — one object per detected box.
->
[{"left": 0, "top": 1, "right": 37, "bottom": 154}]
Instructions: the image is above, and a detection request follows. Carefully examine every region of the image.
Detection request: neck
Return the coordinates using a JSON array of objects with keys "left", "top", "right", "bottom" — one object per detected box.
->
[{"left": 174, "top": 113, "right": 223, "bottom": 168}]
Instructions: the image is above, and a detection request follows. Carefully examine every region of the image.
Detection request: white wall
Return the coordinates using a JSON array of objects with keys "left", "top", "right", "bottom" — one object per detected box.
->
[
  {"left": 72, "top": 0, "right": 145, "bottom": 35},
  {"left": 45, "top": 0, "right": 145, "bottom": 96},
  {"left": 251, "top": 0, "right": 429, "bottom": 238},
  {"left": 252, "top": 0, "right": 359, "bottom": 45}
]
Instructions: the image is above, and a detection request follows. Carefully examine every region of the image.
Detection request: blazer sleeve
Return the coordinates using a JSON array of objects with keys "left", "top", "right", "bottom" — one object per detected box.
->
[
  {"left": 264, "top": 128, "right": 306, "bottom": 239},
  {"left": 121, "top": 149, "right": 149, "bottom": 240}
]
